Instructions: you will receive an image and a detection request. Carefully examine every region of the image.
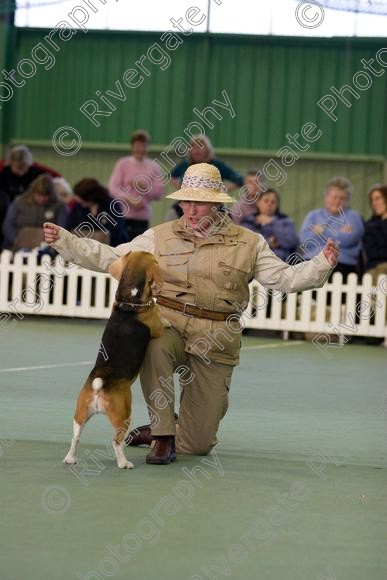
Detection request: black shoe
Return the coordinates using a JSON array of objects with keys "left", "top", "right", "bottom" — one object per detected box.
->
[
  {"left": 146, "top": 436, "right": 176, "bottom": 465},
  {"left": 125, "top": 414, "right": 179, "bottom": 447},
  {"left": 125, "top": 424, "right": 152, "bottom": 447}
]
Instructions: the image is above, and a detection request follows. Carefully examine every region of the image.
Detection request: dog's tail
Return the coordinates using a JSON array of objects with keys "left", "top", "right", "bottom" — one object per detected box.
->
[{"left": 91, "top": 377, "right": 104, "bottom": 392}]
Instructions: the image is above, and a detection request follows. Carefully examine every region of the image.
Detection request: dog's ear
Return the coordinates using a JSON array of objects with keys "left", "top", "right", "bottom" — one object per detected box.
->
[
  {"left": 109, "top": 253, "right": 131, "bottom": 281},
  {"left": 146, "top": 262, "right": 163, "bottom": 295}
]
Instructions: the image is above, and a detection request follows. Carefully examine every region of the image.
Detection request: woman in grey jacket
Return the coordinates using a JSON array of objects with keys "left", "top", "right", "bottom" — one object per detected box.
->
[{"left": 2, "top": 173, "right": 68, "bottom": 250}]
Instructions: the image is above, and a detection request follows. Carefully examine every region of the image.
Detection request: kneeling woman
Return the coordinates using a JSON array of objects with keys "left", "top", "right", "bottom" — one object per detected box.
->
[{"left": 43, "top": 164, "right": 338, "bottom": 465}]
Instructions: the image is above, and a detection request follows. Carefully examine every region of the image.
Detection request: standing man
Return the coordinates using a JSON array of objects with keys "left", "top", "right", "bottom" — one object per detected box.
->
[
  {"left": 108, "top": 129, "right": 164, "bottom": 240},
  {"left": 44, "top": 163, "right": 338, "bottom": 465}
]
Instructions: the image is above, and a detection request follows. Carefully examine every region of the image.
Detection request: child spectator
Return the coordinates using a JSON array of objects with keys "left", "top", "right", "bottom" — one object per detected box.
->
[
  {"left": 363, "top": 184, "right": 387, "bottom": 283},
  {"left": 67, "top": 178, "right": 128, "bottom": 247},
  {"left": 241, "top": 188, "right": 298, "bottom": 261},
  {"left": 108, "top": 130, "right": 164, "bottom": 240},
  {"left": 2, "top": 174, "right": 67, "bottom": 251},
  {"left": 299, "top": 177, "right": 364, "bottom": 281}
]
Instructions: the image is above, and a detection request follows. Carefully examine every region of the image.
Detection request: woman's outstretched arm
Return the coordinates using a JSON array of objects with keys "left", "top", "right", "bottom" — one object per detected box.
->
[{"left": 43, "top": 223, "right": 155, "bottom": 273}]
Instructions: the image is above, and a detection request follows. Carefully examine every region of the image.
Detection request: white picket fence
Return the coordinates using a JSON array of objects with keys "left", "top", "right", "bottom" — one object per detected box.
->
[{"left": 1, "top": 250, "right": 386, "bottom": 343}]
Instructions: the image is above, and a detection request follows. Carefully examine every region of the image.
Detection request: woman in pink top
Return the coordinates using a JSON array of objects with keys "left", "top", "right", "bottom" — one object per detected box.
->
[{"left": 108, "top": 130, "right": 164, "bottom": 240}]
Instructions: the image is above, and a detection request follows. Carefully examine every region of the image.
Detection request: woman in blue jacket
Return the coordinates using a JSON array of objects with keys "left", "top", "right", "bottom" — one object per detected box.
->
[
  {"left": 67, "top": 178, "right": 128, "bottom": 247},
  {"left": 299, "top": 177, "right": 364, "bottom": 281},
  {"left": 241, "top": 189, "right": 298, "bottom": 261}
]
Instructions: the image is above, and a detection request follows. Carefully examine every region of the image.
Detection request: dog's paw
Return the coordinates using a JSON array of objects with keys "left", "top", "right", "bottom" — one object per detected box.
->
[
  {"left": 63, "top": 455, "right": 77, "bottom": 465},
  {"left": 118, "top": 460, "right": 134, "bottom": 469},
  {"left": 161, "top": 317, "right": 172, "bottom": 328}
]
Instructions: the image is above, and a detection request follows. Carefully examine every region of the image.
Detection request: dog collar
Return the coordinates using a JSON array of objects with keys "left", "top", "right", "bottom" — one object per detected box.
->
[{"left": 116, "top": 298, "right": 155, "bottom": 312}]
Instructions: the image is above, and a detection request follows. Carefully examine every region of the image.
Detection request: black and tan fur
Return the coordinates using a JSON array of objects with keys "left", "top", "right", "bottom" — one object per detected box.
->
[{"left": 63, "top": 252, "right": 163, "bottom": 469}]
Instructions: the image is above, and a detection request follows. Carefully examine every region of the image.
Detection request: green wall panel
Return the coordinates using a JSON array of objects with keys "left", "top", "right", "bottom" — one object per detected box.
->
[
  {"left": 3, "top": 30, "right": 387, "bottom": 155},
  {"left": 3, "top": 29, "right": 387, "bottom": 233},
  {"left": 0, "top": 1, "right": 16, "bottom": 151}
]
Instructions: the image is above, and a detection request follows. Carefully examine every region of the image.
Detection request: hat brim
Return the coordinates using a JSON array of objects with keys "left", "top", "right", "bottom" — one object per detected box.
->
[{"left": 166, "top": 187, "right": 235, "bottom": 204}]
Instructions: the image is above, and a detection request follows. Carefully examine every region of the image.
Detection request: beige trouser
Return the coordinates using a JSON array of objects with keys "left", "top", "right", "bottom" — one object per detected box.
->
[{"left": 139, "top": 327, "right": 234, "bottom": 455}]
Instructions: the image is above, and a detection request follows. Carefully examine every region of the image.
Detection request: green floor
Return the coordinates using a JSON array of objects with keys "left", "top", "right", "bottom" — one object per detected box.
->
[{"left": 1, "top": 318, "right": 386, "bottom": 580}]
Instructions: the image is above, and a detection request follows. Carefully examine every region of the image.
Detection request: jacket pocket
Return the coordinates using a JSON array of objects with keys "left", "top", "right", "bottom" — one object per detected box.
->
[
  {"left": 158, "top": 240, "right": 196, "bottom": 285},
  {"left": 217, "top": 259, "right": 252, "bottom": 291}
]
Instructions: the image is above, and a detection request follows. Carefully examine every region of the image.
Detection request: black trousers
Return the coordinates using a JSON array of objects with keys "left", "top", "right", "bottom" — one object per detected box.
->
[{"left": 125, "top": 219, "right": 149, "bottom": 242}]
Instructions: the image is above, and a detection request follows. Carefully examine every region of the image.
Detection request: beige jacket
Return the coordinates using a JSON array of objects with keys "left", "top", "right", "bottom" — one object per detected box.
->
[{"left": 52, "top": 217, "right": 332, "bottom": 365}]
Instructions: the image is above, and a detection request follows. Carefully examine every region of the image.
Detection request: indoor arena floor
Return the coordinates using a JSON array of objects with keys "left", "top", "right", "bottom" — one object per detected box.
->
[{"left": 1, "top": 318, "right": 386, "bottom": 580}]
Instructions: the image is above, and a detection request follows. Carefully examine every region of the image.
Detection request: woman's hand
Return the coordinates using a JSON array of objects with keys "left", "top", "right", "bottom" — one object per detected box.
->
[
  {"left": 268, "top": 235, "right": 279, "bottom": 248},
  {"left": 170, "top": 177, "right": 181, "bottom": 188},
  {"left": 135, "top": 178, "right": 149, "bottom": 192},
  {"left": 312, "top": 224, "right": 325, "bottom": 235},
  {"left": 43, "top": 222, "right": 61, "bottom": 244},
  {"left": 323, "top": 238, "right": 339, "bottom": 267}
]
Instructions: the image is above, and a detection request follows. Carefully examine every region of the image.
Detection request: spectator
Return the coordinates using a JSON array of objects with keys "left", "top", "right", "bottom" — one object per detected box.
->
[
  {"left": 0, "top": 147, "right": 61, "bottom": 248},
  {"left": 108, "top": 130, "right": 164, "bottom": 240},
  {"left": 0, "top": 157, "right": 60, "bottom": 178},
  {"left": 67, "top": 178, "right": 128, "bottom": 247},
  {"left": 241, "top": 189, "right": 298, "bottom": 261},
  {"left": 231, "top": 169, "right": 267, "bottom": 225},
  {"left": 363, "top": 184, "right": 387, "bottom": 283},
  {"left": 165, "top": 134, "right": 244, "bottom": 221},
  {"left": 299, "top": 177, "right": 364, "bottom": 281},
  {"left": 28, "top": 161, "right": 60, "bottom": 178},
  {"left": 2, "top": 174, "right": 67, "bottom": 250},
  {"left": 0, "top": 145, "right": 47, "bottom": 203},
  {"left": 53, "top": 177, "right": 74, "bottom": 207}
]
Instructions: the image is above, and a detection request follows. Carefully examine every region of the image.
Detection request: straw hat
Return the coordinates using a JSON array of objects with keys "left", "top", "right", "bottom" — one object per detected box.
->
[{"left": 166, "top": 163, "right": 234, "bottom": 204}]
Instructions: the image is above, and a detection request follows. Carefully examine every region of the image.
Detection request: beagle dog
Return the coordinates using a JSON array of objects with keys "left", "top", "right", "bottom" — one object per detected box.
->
[{"left": 63, "top": 251, "right": 163, "bottom": 469}]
